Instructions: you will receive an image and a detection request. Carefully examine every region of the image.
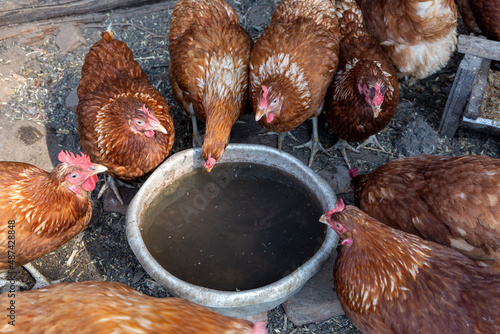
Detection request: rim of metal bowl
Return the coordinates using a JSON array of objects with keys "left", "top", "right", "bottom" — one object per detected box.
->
[{"left": 126, "top": 143, "right": 339, "bottom": 309}]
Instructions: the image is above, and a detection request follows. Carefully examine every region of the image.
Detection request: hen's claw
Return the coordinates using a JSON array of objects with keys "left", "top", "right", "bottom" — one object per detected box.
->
[
  {"left": 293, "top": 117, "right": 331, "bottom": 166},
  {"left": 1, "top": 263, "right": 63, "bottom": 292},
  {"left": 330, "top": 139, "right": 359, "bottom": 169},
  {"left": 258, "top": 131, "right": 299, "bottom": 150},
  {"left": 23, "top": 263, "right": 54, "bottom": 290},
  {"left": 356, "top": 135, "right": 388, "bottom": 153},
  {"left": 98, "top": 175, "right": 130, "bottom": 205}
]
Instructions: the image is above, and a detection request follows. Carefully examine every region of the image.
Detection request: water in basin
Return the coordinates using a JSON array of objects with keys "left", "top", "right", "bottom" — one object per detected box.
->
[{"left": 142, "top": 162, "right": 325, "bottom": 291}]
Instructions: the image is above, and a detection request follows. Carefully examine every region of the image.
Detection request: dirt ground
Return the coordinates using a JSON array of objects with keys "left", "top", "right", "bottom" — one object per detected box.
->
[{"left": 0, "top": 1, "right": 499, "bottom": 333}]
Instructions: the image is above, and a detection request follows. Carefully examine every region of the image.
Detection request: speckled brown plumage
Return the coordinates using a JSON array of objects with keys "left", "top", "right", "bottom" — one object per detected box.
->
[
  {"left": 249, "top": 0, "right": 340, "bottom": 133},
  {"left": 352, "top": 154, "right": 500, "bottom": 271},
  {"left": 77, "top": 31, "right": 174, "bottom": 180},
  {"left": 355, "top": 0, "right": 457, "bottom": 79},
  {"left": 0, "top": 281, "right": 265, "bottom": 334},
  {"left": 455, "top": 0, "right": 500, "bottom": 40},
  {"left": 168, "top": 0, "right": 253, "bottom": 167},
  {"left": 323, "top": 205, "right": 500, "bottom": 334},
  {"left": 0, "top": 162, "right": 92, "bottom": 269},
  {"left": 325, "top": 0, "right": 399, "bottom": 144}
]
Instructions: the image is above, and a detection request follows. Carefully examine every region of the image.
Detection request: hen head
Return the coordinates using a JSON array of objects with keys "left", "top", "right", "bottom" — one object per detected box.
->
[
  {"left": 201, "top": 135, "right": 229, "bottom": 173},
  {"left": 320, "top": 199, "right": 353, "bottom": 246},
  {"left": 56, "top": 150, "right": 107, "bottom": 195},
  {"left": 203, "top": 154, "right": 217, "bottom": 173},
  {"left": 255, "top": 85, "right": 283, "bottom": 123},
  {"left": 357, "top": 81, "right": 385, "bottom": 118},
  {"left": 128, "top": 104, "right": 168, "bottom": 138}
]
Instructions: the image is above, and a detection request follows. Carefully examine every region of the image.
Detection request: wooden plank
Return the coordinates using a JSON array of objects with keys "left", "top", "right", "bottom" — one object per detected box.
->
[
  {"left": 464, "top": 58, "right": 491, "bottom": 120},
  {"left": 0, "top": 1, "right": 176, "bottom": 42},
  {"left": 458, "top": 35, "right": 500, "bottom": 61},
  {"left": 438, "top": 54, "right": 483, "bottom": 137},
  {"left": 0, "top": 0, "right": 172, "bottom": 27}
]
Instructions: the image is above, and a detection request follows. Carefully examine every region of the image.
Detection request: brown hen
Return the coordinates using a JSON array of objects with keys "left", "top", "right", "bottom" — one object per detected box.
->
[
  {"left": 351, "top": 154, "right": 500, "bottom": 271},
  {"left": 321, "top": 201, "right": 500, "bottom": 334},
  {"left": 249, "top": 0, "right": 340, "bottom": 166},
  {"left": 169, "top": 0, "right": 253, "bottom": 172},
  {"left": 355, "top": 0, "right": 457, "bottom": 79},
  {"left": 77, "top": 31, "right": 174, "bottom": 202},
  {"left": 455, "top": 0, "right": 500, "bottom": 40},
  {"left": 0, "top": 151, "right": 106, "bottom": 289},
  {"left": 325, "top": 0, "right": 399, "bottom": 168},
  {"left": 0, "top": 281, "right": 267, "bottom": 333}
]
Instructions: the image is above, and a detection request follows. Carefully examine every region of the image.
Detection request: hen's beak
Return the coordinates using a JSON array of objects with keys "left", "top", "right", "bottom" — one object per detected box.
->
[
  {"left": 319, "top": 214, "right": 328, "bottom": 225},
  {"left": 155, "top": 123, "right": 168, "bottom": 134},
  {"left": 255, "top": 109, "right": 266, "bottom": 122},
  {"left": 90, "top": 163, "right": 107, "bottom": 175},
  {"left": 372, "top": 105, "right": 381, "bottom": 118}
]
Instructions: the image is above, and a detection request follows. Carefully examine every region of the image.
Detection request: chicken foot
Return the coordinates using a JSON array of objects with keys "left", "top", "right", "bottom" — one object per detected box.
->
[
  {"left": 0, "top": 271, "right": 29, "bottom": 292},
  {"left": 356, "top": 134, "right": 389, "bottom": 153},
  {"left": 23, "top": 263, "right": 57, "bottom": 290},
  {"left": 293, "top": 117, "right": 332, "bottom": 167},
  {"left": 258, "top": 131, "right": 299, "bottom": 150},
  {"left": 330, "top": 139, "right": 359, "bottom": 169},
  {"left": 0, "top": 263, "right": 61, "bottom": 292},
  {"left": 97, "top": 175, "right": 135, "bottom": 205}
]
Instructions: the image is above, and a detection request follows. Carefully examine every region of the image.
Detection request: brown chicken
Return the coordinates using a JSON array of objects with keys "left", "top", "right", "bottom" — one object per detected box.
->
[
  {"left": 249, "top": 0, "right": 340, "bottom": 166},
  {"left": 355, "top": 0, "right": 457, "bottom": 79},
  {"left": 0, "top": 151, "right": 106, "bottom": 289},
  {"left": 320, "top": 201, "right": 500, "bottom": 334},
  {"left": 350, "top": 154, "right": 500, "bottom": 271},
  {"left": 455, "top": 0, "right": 500, "bottom": 40},
  {"left": 169, "top": 0, "right": 253, "bottom": 172},
  {"left": 325, "top": 0, "right": 399, "bottom": 168},
  {"left": 77, "top": 31, "right": 175, "bottom": 202},
  {"left": 0, "top": 281, "right": 267, "bottom": 333}
]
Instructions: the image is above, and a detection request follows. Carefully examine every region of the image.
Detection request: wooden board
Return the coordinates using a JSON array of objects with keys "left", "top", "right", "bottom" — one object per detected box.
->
[
  {"left": 0, "top": 0, "right": 172, "bottom": 27},
  {"left": 438, "top": 54, "right": 483, "bottom": 137},
  {"left": 463, "top": 58, "right": 491, "bottom": 120},
  {"left": 458, "top": 35, "right": 500, "bottom": 62}
]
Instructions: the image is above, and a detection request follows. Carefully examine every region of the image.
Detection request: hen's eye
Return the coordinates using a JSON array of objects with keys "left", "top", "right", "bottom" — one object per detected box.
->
[
  {"left": 271, "top": 99, "right": 277, "bottom": 105},
  {"left": 136, "top": 120, "right": 144, "bottom": 126},
  {"left": 70, "top": 173, "right": 78, "bottom": 179}
]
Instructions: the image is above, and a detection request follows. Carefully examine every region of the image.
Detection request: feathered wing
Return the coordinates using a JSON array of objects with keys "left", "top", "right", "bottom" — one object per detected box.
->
[
  {"left": 468, "top": 0, "right": 500, "bottom": 40},
  {"left": 168, "top": 0, "right": 240, "bottom": 43},
  {"left": 354, "top": 0, "right": 457, "bottom": 78},
  {"left": 77, "top": 32, "right": 147, "bottom": 99},
  {"left": 353, "top": 155, "right": 500, "bottom": 269},
  {"left": 2, "top": 281, "right": 259, "bottom": 333}
]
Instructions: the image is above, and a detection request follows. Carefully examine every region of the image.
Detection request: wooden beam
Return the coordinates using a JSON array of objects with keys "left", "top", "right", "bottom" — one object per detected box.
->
[
  {"left": 438, "top": 54, "right": 483, "bottom": 137},
  {"left": 0, "top": 0, "right": 174, "bottom": 28},
  {"left": 463, "top": 58, "right": 491, "bottom": 120},
  {"left": 0, "top": 1, "right": 176, "bottom": 42},
  {"left": 458, "top": 35, "right": 500, "bottom": 61}
]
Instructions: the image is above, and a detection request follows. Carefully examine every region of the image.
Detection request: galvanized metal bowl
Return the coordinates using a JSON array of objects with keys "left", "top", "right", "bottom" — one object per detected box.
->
[{"left": 126, "top": 143, "right": 338, "bottom": 317}]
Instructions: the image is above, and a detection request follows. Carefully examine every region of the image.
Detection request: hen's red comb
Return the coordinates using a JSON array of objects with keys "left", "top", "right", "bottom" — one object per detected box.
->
[
  {"left": 325, "top": 199, "right": 345, "bottom": 218},
  {"left": 58, "top": 150, "right": 93, "bottom": 169},
  {"left": 261, "top": 85, "right": 269, "bottom": 99},
  {"left": 348, "top": 167, "right": 358, "bottom": 179},
  {"left": 142, "top": 104, "right": 157, "bottom": 122}
]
